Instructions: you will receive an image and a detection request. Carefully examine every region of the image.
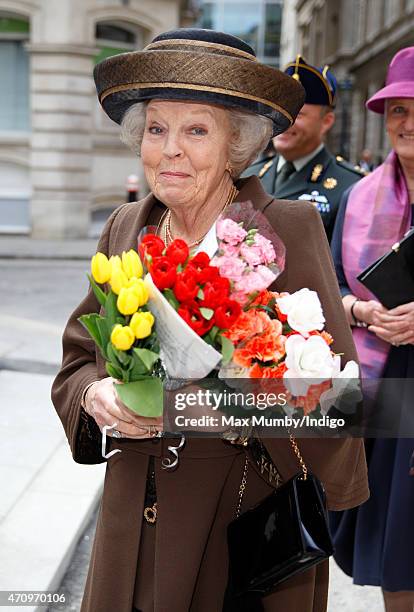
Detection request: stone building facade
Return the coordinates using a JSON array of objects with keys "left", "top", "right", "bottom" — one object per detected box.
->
[
  {"left": 280, "top": 0, "right": 414, "bottom": 163},
  {"left": 0, "top": 0, "right": 192, "bottom": 238}
]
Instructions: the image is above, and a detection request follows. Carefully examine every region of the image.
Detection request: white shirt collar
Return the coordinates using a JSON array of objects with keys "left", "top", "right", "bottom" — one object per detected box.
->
[{"left": 276, "top": 143, "right": 325, "bottom": 173}]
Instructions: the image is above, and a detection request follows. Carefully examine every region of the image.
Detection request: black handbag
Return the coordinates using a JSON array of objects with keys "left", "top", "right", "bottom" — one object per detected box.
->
[
  {"left": 224, "top": 435, "right": 334, "bottom": 608},
  {"left": 357, "top": 228, "right": 414, "bottom": 309}
]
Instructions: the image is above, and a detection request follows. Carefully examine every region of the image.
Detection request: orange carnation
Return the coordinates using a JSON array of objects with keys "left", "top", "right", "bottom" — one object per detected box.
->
[
  {"left": 224, "top": 309, "right": 271, "bottom": 344},
  {"left": 289, "top": 380, "right": 331, "bottom": 415},
  {"left": 233, "top": 320, "right": 286, "bottom": 368}
]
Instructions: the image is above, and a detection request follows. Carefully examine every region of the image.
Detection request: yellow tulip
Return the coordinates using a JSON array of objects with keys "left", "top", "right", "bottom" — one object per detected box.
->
[
  {"left": 130, "top": 311, "right": 154, "bottom": 339},
  {"left": 91, "top": 252, "right": 111, "bottom": 284},
  {"left": 127, "top": 278, "right": 149, "bottom": 306},
  {"left": 110, "top": 324, "right": 135, "bottom": 351},
  {"left": 110, "top": 267, "right": 129, "bottom": 295},
  {"left": 109, "top": 255, "right": 122, "bottom": 272},
  {"left": 122, "top": 249, "right": 143, "bottom": 279},
  {"left": 117, "top": 287, "right": 140, "bottom": 315}
]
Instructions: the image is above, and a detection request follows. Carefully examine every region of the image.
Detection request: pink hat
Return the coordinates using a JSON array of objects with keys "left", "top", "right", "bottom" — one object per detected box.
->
[{"left": 366, "top": 46, "right": 414, "bottom": 114}]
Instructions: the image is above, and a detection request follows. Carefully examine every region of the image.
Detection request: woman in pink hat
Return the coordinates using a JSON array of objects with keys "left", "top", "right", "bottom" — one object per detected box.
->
[{"left": 330, "top": 47, "right": 414, "bottom": 612}]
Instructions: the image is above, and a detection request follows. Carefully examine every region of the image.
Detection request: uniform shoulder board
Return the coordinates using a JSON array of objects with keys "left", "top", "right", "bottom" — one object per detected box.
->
[
  {"left": 258, "top": 158, "right": 274, "bottom": 178},
  {"left": 247, "top": 154, "right": 274, "bottom": 175},
  {"left": 335, "top": 155, "right": 368, "bottom": 176}
]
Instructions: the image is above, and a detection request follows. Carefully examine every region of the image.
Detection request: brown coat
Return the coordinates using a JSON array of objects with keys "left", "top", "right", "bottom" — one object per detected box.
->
[{"left": 51, "top": 176, "right": 368, "bottom": 612}]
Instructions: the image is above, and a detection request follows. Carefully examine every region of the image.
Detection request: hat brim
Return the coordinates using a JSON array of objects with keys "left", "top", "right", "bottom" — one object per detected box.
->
[
  {"left": 94, "top": 49, "right": 305, "bottom": 136},
  {"left": 366, "top": 82, "right": 414, "bottom": 113}
]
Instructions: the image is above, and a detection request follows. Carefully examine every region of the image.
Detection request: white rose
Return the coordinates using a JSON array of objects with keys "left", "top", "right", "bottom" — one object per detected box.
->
[
  {"left": 319, "top": 360, "right": 361, "bottom": 415},
  {"left": 283, "top": 334, "right": 337, "bottom": 397},
  {"left": 276, "top": 288, "right": 325, "bottom": 337}
]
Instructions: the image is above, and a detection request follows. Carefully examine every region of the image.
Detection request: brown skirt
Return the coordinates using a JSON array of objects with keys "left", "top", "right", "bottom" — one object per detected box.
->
[{"left": 132, "top": 452, "right": 329, "bottom": 612}]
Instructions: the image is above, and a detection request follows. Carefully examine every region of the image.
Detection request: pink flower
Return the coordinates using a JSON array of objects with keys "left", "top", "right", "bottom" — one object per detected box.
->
[
  {"left": 256, "top": 265, "right": 277, "bottom": 288},
  {"left": 211, "top": 255, "right": 246, "bottom": 281},
  {"left": 220, "top": 242, "right": 241, "bottom": 257},
  {"left": 254, "top": 234, "right": 276, "bottom": 264},
  {"left": 235, "top": 271, "right": 265, "bottom": 294},
  {"left": 217, "top": 218, "right": 247, "bottom": 245},
  {"left": 235, "top": 266, "right": 277, "bottom": 294},
  {"left": 240, "top": 242, "right": 262, "bottom": 266}
]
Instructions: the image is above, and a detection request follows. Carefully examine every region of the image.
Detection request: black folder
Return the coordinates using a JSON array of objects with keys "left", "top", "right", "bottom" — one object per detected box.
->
[{"left": 357, "top": 228, "right": 414, "bottom": 309}]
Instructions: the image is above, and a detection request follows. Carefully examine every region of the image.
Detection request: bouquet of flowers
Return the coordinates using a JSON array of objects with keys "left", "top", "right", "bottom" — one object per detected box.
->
[
  {"left": 221, "top": 287, "right": 359, "bottom": 416},
  {"left": 138, "top": 201, "right": 285, "bottom": 380},
  {"left": 139, "top": 234, "right": 240, "bottom": 378},
  {"left": 78, "top": 250, "right": 163, "bottom": 416}
]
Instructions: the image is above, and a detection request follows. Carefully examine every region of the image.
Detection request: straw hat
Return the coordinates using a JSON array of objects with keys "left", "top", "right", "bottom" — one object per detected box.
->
[{"left": 94, "top": 28, "right": 305, "bottom": 136}]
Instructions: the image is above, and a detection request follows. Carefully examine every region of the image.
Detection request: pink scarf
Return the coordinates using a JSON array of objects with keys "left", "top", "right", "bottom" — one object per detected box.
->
[{"left": 342, "top": 150, "right": 411, "bottom": 379}]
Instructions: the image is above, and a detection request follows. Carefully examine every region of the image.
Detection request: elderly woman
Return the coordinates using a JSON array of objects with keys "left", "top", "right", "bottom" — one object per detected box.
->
[
  {"left": 329, "top": 47, "right": 414, "bottom": 612},
  {"left": 52, "top": 29, "right": 368, "bottom": 612}
]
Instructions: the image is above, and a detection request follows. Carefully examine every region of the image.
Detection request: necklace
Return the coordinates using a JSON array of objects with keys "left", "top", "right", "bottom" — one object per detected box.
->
[
  {"left": 155, "top": 207, "right": 169, "bottom": 238},
  {"left": 163, "top": 184, "right": 239, "bottom": 248}
]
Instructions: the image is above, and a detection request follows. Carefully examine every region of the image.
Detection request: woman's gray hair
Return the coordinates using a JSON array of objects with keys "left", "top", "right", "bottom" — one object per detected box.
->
[{"left": 120, "top": 102, "right": 273, "bottom": 178}]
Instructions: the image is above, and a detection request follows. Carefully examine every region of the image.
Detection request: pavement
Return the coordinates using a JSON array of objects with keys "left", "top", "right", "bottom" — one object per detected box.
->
[
  {"left": 0, "top": 243, "right": 104, "bottom": 612},
  {"left": 0, "top": 236, "right": 96, "bottom": 261},
  {"left": 0, "top": 236, "right": 385, "bottom": 612}
]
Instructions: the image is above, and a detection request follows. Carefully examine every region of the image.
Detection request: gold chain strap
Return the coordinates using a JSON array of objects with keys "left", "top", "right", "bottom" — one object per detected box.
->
[
  {"left": 235, "top": 457, "right": 249, "bottom": 518},
  {"left": 235, "top": 433, "right": 308, "bottom": 519},
  {"left": 288, "top": 431, "right": 308, "bottom": 480}
]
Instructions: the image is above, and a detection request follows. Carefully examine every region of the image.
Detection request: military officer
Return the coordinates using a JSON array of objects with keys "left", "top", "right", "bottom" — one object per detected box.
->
[{"left": 244, "top": 56, "right": 366, "bottom": 242}]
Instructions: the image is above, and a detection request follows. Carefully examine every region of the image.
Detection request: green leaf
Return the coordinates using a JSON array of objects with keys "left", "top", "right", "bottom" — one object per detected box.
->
[
  {"left": 163, "top": 288, "right": 180, "bottom": 310},
  {"left": 197, "top": 288, "right": 204, "bottom": 300},
  {"left": 78, "top": 314, "right": 104, "bottom": 350},
  {"left": 210, "top": 325, "right": 220, "bottom": 342},
  {"left": 114, "top": 378, "right": 164, "bottom": 417},
  {"left": 219, "top": 335, "right": 234, "bottom": 366},
  {"left": 87, "top": 274, "right": 107, "bottom": 307},
  {"left": 129, "top": 352, "right": 147, "bottom": 377},
  {"left": 132, "top": 348, "right": 160, "bottom": 374},
  {"left": 106, "top": 362, "right": 124, "bottom": 381},
  {"left": 250, "top": 304, "right": 275, "bottom": 315},
  {"left": 105, "top": 290, "right": 119, "bottom": 329},
  {"left": 200, "top": 307, "right": 214, "bottom": 320},
  {"left": 95, "top": 317, "right": 110, "bottom": 359},
  {"left": 107, "top": 342, "right": 131, "bottom": 368}
]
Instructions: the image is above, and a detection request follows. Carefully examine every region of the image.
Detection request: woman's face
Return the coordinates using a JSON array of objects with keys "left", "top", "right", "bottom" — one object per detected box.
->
[
  {"left": 141, "top": 100, "right": 232, "bottom": 207},
  {"left": 386, "top": 98, "right": 414, "bottom": 163}
]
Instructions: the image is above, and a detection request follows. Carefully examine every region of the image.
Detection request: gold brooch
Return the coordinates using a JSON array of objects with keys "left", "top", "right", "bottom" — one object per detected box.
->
[
  {"left": 310, "top": 164, "right": 323, "bottom": 182},
  {"left": 144, "top": 502, "right": 157, "bottom": 524},
  {"left": 323, "top": 177, "right": 337, "bottom": 189}
]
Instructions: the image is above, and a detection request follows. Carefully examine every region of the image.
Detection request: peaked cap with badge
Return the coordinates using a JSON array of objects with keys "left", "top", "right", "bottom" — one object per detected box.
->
[{"left": 244, "top": 55, "right": 365, "bottom": 242}]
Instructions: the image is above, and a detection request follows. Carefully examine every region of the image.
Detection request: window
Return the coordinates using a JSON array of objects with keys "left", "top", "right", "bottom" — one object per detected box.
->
[
  {"left": 198, "top": 0, "right": 283, "bottom": 67},
  {"left": 95, "top": 22, "right": 144, "bottom": 64},
  {"left": 0, "top": 17, "right": 30, "bottom": 131},
  {"left": 263, "top": 3, "right": 282, "bottom": 65},
  {"left": 0, "top": 161, "right": 31, "bottom": 234}
]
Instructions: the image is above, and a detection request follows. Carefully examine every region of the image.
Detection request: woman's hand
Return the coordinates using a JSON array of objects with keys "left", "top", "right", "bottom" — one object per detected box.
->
[
  {"left": 84, "top": 377, "right": 163, "bottom": 439},
  {"left": 352, "top": 298, "right": 387, "bottom": 326},
  {"left": 368, "top": 301, "right": 414, "bottom": 346}
]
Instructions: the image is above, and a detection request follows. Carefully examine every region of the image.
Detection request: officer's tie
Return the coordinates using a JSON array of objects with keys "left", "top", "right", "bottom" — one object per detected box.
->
[{"left": 275, "top": 160, "right": 296, "bottom": 191}]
